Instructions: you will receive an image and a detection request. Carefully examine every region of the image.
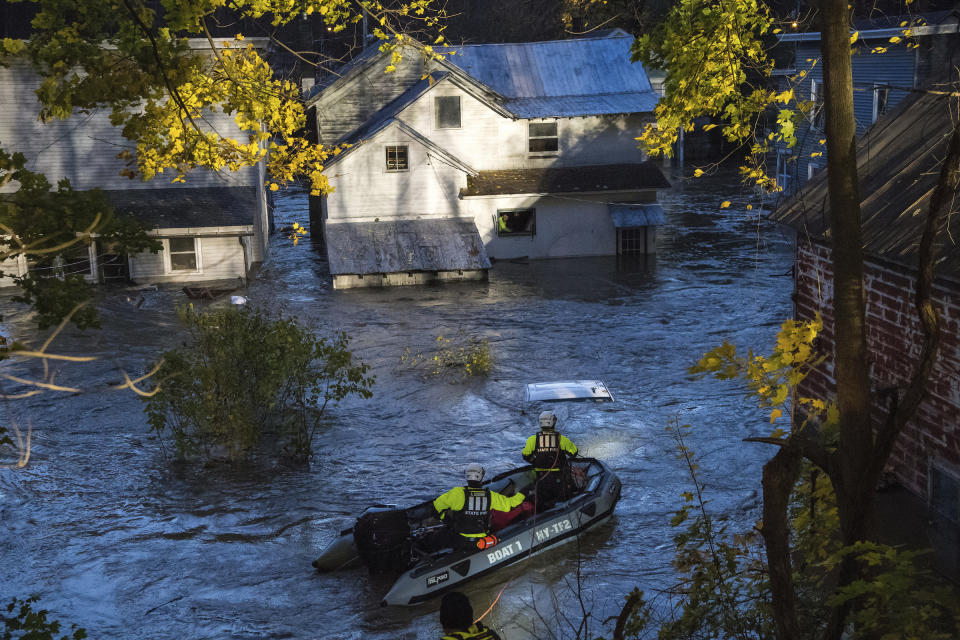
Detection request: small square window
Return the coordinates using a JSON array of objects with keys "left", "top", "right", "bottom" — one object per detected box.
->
[
  {"left": 386, "top": 146, "right": 408, "bottom": 171},
  {"left": 435, "top": 96, "right": 461, "bottom": 129},
  {"left": 496, "top": 209, "right": 536, "bottom": 236},
  {"left": 168, "top": 237, "right": 198, "bottom": 271},
  {"left": 528, "top": 122, "right": 558, "bottom": 155},
  {"left": 810, "top": 80, "right": 825, "bottom": 130}
]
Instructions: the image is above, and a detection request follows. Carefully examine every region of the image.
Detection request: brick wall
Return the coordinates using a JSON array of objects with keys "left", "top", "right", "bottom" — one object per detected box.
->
[{"left": 794, "top": 240, "right": 960, "bottom": 499}]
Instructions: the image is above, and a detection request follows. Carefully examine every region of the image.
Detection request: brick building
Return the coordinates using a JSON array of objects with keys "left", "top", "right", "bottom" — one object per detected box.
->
[{"left": 770, "top": 89, "right": 960, "bottom": 567}]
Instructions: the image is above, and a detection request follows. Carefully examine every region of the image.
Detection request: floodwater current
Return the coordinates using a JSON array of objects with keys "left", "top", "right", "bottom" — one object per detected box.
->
[{"left": 0, "top": 169, "right": 795, "bottom": 639}]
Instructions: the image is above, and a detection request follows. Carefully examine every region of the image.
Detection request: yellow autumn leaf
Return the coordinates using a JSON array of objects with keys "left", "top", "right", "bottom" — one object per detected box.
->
[
  {"left": 819, "top": 138, "right": 826, "bottom": 144},
  {"left": 849, "top": 31, "right": 859, "bottom": 44},
  {"left": 746, "top": 204, "right": 753, "bottom": 210},
  {"left": 269, "top": 183, "right": 279, "bottom": 191},
  {"left": 720, "top": 201, "right": 731, "bottom": 209},
  {"left": 889, "top": 36, "right": 901, "bottom": 43},
  {"left": 693, "top": 168, "right": 704, "bottom": 177},
  {"left": 235, "top": 33, "right": 244, "bottom": 40},
  {"left": 769, "top": 408, "right": 783, "bottom": 423}
]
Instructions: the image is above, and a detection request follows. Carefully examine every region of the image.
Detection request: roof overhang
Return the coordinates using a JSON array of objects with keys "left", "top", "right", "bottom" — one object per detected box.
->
[
  {"left": 777, "top": 21, "right": 959, "bottom": 42},
  {"left": 525, "top": 380, "right": 615, "bottom": 403}
]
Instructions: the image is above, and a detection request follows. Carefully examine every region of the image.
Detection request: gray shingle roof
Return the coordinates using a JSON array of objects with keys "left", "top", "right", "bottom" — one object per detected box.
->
[
  {"left": 324, "top": 218, "right": 491, "bottom": 275},
  {"left": 460, "top": 162, "right": 670, "bottom": 197},
  {"left": 769, "top": 89, "right": 960, "bottom": 281},
  {"left": 103, "top": 187, "right": 258, "bottom": 229}
]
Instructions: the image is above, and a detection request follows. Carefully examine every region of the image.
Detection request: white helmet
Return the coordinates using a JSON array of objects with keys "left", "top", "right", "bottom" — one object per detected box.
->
[
  {"left": 539, "top": 411, "right": 557, "bottom": 431},
  {"left": 465, "top": 463, "right": 485, "bottom": 483}
]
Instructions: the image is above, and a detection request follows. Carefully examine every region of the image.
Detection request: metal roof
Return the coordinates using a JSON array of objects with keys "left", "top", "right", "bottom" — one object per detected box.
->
[
  {"left": 460, "top": 162, "right": 670, "bottom": 197},
  {"left": 776, "top": 10, "right": 959, "bottom": 42},
  {"left": 769, "top": 89, "right": 960, "bottom": 282},
  {"left": 440, "top": 34, "right": 658, "bottom": 118},
  {"left": 524, "top": 380, "right": 614, "bottom": 403},
  {"left": 324, "top": 218, "right": 491, "bottom": 276},
  {"left": 608, "top": 203, "right": 665, "bottom": 227},
  {"left": 103, "top": 187, "right": 258, "bottom": 229}
]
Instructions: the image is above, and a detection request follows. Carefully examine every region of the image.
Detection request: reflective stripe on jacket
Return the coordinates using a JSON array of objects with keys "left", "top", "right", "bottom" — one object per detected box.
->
[
  {"left": 441, "top": 622, "right": 503, "bottom": 639},
  {"left": 522, "top": 431, "right": 577, "bottom": 471},
  {"left": 433, "top": 486, "right": 525, "bottom": 537}
]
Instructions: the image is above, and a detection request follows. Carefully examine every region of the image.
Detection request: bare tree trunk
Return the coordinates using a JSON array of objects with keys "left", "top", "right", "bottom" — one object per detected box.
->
[{"left": 761, "top": 446, "right": 803, "bottom": 640}]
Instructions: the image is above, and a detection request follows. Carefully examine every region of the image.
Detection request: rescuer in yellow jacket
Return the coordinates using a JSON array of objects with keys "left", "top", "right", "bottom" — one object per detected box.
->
[
  {"left": 522, "top": 411, "right": 579, "bottom": 510},
  {"left": 439, "top": 591, "right": 504, "bottom": 640},
  {"left": 434, "top": 463, "right": 525, "bottom": 546}
]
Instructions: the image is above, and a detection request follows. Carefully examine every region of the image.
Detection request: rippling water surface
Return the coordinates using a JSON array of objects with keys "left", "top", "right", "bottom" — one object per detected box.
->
[{"left": 0, "top": 170, "right": 794, "bottom": 639}]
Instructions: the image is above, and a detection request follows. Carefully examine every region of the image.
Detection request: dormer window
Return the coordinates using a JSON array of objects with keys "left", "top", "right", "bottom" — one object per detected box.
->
[
  {"left": 435, "top": 96, "right": 461, "bottom": 129},
  {"left": 528, "top": 121, "right": 558, "bottom": 156}
]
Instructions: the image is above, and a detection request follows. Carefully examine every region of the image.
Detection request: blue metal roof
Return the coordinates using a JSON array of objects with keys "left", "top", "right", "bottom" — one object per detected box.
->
[
  {"left": 442, "top": 34, "right": 658, "bottom": 117},
  {"left": 608, "top": 203, "right": 665, "bottom": 227}
]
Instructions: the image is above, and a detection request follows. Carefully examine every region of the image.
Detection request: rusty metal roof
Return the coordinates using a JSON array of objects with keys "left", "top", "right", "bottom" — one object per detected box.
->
[
  {"left": 443, "top": 33, "right": 659, "bottom": 118},
  {"left": 460, "top": 162, "right": 670, "bottom": 197},
  {"left": 769, "top": 89, "right": 960, "bottom": 280},
  {"left": 324, "top": 218, "right": 491, "bottom": 276}
]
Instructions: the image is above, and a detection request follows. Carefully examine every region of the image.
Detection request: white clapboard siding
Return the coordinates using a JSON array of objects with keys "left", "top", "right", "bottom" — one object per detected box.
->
[
  {"left": 325, "top": 125, "right": 469, "bottom": 220},
  {"left": 0, "top": 254, "right": 27, "bottom": 288},
  {"left": 314, "top": 50, "right": 429, "bottom": 145},
  {"left": 0, "top": 61, "right": 259, "bottom": 193},
  {"left": 129, "top": 235, "right": 247, "bottom": 283}
]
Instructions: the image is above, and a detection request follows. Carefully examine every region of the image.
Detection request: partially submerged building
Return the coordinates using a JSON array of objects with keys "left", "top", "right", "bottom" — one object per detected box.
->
[
  {"left": 770, "top": 89, "right": 960, "bottom": 572},
  {"left": 306, "top": 31, "right": 670, "bottom": 289},
  {"left": 0, "top": 39, "right": 271, "bottom": 288}
]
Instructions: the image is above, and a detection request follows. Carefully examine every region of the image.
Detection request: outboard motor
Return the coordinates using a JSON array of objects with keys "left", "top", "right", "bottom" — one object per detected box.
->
[{"left": 353, "top": 506, "right": 411, "bottom": 573}]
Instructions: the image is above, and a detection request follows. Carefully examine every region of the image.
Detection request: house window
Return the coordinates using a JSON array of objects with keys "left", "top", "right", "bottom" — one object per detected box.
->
[
  {"left": 808, "top": 162, "right": 824, "bottom": 180},
  {"left": 496, "top": 209, "right": 536, "bottom": 236},
  {"left": 385, "top": 145, "right": 408, "bottom": 171},
  {"left": 930, "top": 462, "right": 960, "bottom": 523},
  {"left": 528, "top": 122, "right": 559, "bottom": 155},
  {"left": 873, "top": 84, "right": 889, "bottom": 123},
  {"left": 168, "top": 237, "right": 199, "bottom": 272},
  {"left": 810, "top": 80, "right": 825, "bottom": 130},
  {"left": 618, "top": 228, "right": 648, "bottom": 254},
  {"left": 776, "top": 149, "right": 793, "bottom": 192},
  {"left": 435, "top": 96, "right": 461, "bottom": 129}
]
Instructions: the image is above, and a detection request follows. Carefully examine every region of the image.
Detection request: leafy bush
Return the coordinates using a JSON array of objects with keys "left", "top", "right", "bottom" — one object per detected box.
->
[
  {"left": 144, "top": 305, "right": 374, "bottom": 462},
  {"left": 398, "top": 331, "right": 492, "bottom": 381},
  {"left": 2, "top": 597, "right": 86, "bottom": 640}
]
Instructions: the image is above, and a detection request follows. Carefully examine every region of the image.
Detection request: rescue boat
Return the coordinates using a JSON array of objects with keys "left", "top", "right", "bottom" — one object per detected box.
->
[{"left": 312, "top": 381, "right": 621, "bottom": 606}]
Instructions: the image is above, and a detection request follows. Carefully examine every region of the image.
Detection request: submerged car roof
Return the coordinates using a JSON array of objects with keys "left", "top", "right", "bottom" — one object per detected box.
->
[{"left": 524, "top": 380, "right": 614, "bottom": 403}]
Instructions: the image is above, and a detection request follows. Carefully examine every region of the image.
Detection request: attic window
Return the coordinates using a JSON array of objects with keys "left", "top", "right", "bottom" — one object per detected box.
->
[
  {"left": 496, "top": 209, "right": 536, "bottom": 237},
  {"left": 435, "top": 96, "right": 461, "bottom": 129},
  {"left": 386, "top": 145, "right": 408, "bottom": 172},
  {"left": 528, "top": 122, "right": 558, "bottom": 156}
]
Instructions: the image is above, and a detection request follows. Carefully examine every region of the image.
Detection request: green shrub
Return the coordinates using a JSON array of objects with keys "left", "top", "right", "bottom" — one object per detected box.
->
[
  {"left": 144, "top": 305, "right": 374, "bottom": 462},
  {"left": 398, "top": 331, "right": 493, "bottom": 382}
]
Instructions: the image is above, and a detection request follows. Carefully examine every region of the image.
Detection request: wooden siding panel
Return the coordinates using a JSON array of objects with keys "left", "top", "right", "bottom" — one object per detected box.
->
[
  {"left": 0, "top": 61, "right": 259, "bottom": 193},
  {"left": 129, "top": 236, "right": 246, "bottom": 283},
  {"left": 314, "top": 52, "right": 428, "bottom": 144},
  {"left": 325, "top": 127, "right": 468, "bottom": 220}
]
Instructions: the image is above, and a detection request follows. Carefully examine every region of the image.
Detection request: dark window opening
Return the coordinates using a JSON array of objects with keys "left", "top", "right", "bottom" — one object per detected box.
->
[
  {"left": 496, "top": 209, "right": 536, "bottom": 236},
  {"left": 529, "top": 122, "right": 558, "bottom": 155},
  {"left": 435, "top": 96, "right": 461, "bottom": 129},
  {"left": 811, "top": 80, "right": 825, "bottom": 130},
  {"left": 169, "top": 237, "right": 198, "bottom": 271},
  {"left": 386, "top": 145, "right": 408, "bottom": 171}
]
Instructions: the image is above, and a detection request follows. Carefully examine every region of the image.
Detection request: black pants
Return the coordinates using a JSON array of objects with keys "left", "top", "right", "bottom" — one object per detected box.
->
[{"left": 532, "top": 469, "right": 570, "bottom": 511}]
